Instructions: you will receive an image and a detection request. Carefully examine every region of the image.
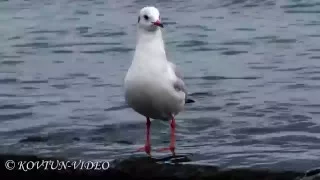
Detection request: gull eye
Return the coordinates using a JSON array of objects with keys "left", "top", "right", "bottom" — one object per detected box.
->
[{"left": 143, "top": 15, "right": 149, "bottom": 20}]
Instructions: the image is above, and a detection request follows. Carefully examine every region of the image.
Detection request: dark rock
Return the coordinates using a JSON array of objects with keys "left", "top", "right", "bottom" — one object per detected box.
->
[
  {"left": 111, "top": 155, "right": 303, "bottom": 180},
  {"left": 306, "top": 168, "right": 320, "bottom": 177},
  {"left": 0, "top": 153, "right": 307, "bottom": 179}
]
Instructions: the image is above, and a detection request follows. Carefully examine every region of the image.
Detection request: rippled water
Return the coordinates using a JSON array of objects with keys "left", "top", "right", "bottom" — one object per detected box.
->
[{"left": 1, "top": 0, "right": 320, "bottom": 172}]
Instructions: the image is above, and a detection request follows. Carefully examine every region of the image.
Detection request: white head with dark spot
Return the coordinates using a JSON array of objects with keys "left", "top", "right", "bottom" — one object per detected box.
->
[{"left": 137, "top": 6, "right": 163, "bottom": 32}]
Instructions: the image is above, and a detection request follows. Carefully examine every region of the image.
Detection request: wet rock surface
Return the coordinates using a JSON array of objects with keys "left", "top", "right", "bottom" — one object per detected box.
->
[{"left": 0, "top": 153, "right": 314, "bottom": 179}]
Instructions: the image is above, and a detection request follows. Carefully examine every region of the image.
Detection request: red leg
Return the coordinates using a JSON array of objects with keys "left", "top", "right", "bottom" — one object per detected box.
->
[
  {"left": 156, "top": 115, "right": 176, "bottom": 156},
  {"left": 137, "top": 117, "right": 151, "bottom": 155}
]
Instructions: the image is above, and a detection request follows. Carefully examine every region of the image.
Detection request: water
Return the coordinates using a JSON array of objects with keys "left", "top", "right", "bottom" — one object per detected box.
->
[{"left": 1, "top": 0, "right": 320, "bottom": 172}]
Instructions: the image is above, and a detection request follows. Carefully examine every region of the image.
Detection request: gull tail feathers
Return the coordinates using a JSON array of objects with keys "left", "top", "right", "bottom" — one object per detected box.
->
[{"left": 185, "top": 98, "right": 195, "bottom": 104}]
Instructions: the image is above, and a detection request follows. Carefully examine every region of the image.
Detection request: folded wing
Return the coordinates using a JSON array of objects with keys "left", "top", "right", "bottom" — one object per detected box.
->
[{"left": 168, "top": 61, "right": 195, "bottom": 104}]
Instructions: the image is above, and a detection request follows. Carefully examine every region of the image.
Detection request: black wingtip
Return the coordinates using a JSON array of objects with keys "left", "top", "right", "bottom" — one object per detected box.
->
[{"left": 186, "top": 98, "right": 195, "bottom": 104}]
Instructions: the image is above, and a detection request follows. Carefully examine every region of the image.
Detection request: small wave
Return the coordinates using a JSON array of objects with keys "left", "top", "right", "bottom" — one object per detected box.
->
[
  {"left": 221, "top": 50, "right": 248, "bottom": 55},
  {"left": 0, "top": 78, "right": 17, "bottom": 84},
  {"left": 82, "top": 31, "right": 126, "bottom": 38},
  {"left": 80, "top": 47, "right": 133, "bottom": 54},
  {"left": 0, "top": 112, "right": 33, "bottom": 121},
  {"left": 1, "top": 60, "right": 24, "bottom": 65}
]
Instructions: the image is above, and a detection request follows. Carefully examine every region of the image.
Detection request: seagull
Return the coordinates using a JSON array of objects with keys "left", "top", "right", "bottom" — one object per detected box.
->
[{"left": 124, "top": 6, "right": 194, "bottom": 156}]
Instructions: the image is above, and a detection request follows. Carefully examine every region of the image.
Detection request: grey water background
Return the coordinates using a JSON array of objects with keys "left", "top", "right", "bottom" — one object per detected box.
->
[{"left": 1, "top": 0, "right": 320, "bottom": 171}]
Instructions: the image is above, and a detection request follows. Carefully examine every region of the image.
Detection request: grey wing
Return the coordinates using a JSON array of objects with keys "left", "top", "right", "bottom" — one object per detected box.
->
[
  {"left": 173, "top": 78, "right": 187, "bottom": 94},
  {"left": 169, "top": 62, "right": 185, "bottom": 91},
  {"left": 168, "top": 61, "right": 183, "bottom": 79},
  {"left": 169, "top": 62, "right": 195, "bottom": 104}
]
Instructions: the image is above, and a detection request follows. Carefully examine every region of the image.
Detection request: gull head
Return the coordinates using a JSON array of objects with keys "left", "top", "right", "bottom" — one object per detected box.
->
[{"left": 137, "top": 6, "right": 163, "bottom": 32}]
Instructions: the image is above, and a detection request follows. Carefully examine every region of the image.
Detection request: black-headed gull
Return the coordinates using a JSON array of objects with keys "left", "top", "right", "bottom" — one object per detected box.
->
[{"left": 124, "top": 6, "right": 194, "bottom": 156}]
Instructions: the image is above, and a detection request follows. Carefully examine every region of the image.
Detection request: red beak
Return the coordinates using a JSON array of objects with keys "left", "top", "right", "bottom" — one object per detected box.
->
[{"left": 153, "top": 20, "right": 164, "bottom": 28}]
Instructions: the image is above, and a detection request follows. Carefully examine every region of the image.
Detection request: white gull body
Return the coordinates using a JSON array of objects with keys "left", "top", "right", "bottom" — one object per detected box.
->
[{"left": 124, "top": 6, "right": 190, "bottom": 121}]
